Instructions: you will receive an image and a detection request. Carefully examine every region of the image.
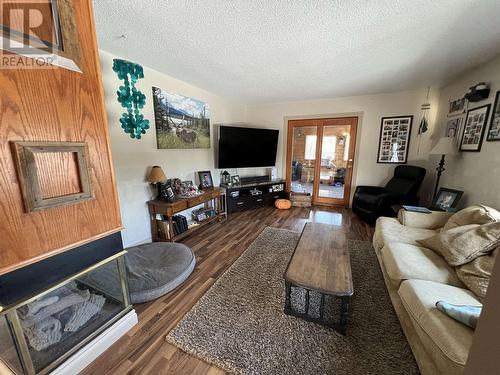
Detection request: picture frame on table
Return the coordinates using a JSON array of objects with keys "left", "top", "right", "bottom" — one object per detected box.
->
[
  {"left": 159, "top": 183, "right": 176, "bottom": 202},
  {"left": 431, "top": 188, "right": 464, "bottom": 212},
  {"left": 487, "top": 90, "right": 500, "bottom": 141},
  {"left": 197, "top": 171, "right": 214, "bottom": 190},
  {"left": 460, "top": 104, "right": 491, "bottom": 152},
  {"left": 182, "top": 180, "right": 194, "bottom": 190},
  {"left": 231, "top": 175, "right": 241, "bottom": 186},
  {"left": 376, "top": 115, "right": 413, "bottom": 164}
]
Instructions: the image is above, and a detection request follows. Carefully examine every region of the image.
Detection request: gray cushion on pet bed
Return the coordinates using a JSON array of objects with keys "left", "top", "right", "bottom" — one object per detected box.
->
[
  {"left": 126, "top": 242, "right": 195, "bottom": 303},
  {"left": 81, "top": 242, "right": 196, "bottom": 304}
]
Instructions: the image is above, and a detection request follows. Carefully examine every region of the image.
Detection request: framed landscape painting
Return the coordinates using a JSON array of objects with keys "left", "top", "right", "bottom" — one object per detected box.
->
[
  {"left": 487, "top": 90, "right": 500, "bottom": 141},
  {"left": 152, "top": 87, "right": 210, "bottom": 149},
  {"left": 460, "top": 104, "right": 490, "bottom": 152},
  {"left": 377, "top": 115, "right": 413, "bottom": 164}
]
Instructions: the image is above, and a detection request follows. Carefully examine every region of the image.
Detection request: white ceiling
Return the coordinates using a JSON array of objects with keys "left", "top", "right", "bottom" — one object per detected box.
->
[{"left": 94, "top": 0, "right": 500, "bottom": 104}]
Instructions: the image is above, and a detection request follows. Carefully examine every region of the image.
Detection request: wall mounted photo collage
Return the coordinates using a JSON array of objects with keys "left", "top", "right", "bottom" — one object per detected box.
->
[
  {"left": 446, "top": 89, "right": 499, "bottom": 152},
  {"left": 377, "top": 116, "right": 413, "bottom": 164},
  {"left": 459, "top": 104, "right": 491, "bottom": 152}
]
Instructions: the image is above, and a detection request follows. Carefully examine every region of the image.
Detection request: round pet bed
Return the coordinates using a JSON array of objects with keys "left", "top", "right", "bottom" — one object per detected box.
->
[{"left": 125, "top": 242, "right": 196, "bottom": 303}]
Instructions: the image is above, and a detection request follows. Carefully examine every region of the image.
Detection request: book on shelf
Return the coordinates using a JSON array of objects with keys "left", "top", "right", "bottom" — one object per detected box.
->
[{"left": 171, "top": 214, "right": 189, "bottom": 235}]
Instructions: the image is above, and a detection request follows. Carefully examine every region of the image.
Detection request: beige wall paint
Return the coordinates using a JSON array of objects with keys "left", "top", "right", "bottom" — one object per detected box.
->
[
  {"left": 434, "top": 55, "right": 500, "bottom": 375},
  {"left": 101, "top": 45, "right": 498, "bottom": 250},
  {"left": 430, "top": 54, "right": 500, "bottom": 209},
  {"left": 102, "top": 46, "right": 442, "bottom": 247},
  {"left": 246, "top": 89, "right": 440, "bottom": 204},
  {"left": 100, "top": 50, "right": 246, "bottom": 246}
]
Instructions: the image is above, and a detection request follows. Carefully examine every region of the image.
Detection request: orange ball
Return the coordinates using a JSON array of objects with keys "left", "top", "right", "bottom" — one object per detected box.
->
[{"left": 275, "top": 199, "right": 292, "bottom": 210}]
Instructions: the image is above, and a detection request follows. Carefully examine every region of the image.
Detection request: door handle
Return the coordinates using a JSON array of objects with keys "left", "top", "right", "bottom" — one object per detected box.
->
[{"left": 347, "top": 159, "right": 353, "bottom": 169}]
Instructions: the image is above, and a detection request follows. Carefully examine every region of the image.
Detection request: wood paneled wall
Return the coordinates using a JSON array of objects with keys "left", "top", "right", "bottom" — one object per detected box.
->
[{"left": 0, "top": 1, "right": 122, "bottom": 275}]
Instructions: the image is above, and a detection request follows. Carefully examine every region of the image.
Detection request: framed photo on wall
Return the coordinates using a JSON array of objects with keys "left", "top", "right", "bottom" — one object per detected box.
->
[
  {"left": 447, "top": 98, "right": 467, "bottom": 117},
  {"left": 487, "top": 90, "right": 500, "bottom": 141},
  {"left": 377, "top": 115, "right": 413, "bottom": 164},
  {"left": 460, "top": 104, "right": 491, "bottom": 152},
  {"left": 445, "top": 117, "right": 464, "bottom": 148}
]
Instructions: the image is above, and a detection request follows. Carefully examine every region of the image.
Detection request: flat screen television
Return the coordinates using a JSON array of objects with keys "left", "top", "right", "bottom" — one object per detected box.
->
[{"left": 217, "top": 125, "right": 279, "bottom": 168}]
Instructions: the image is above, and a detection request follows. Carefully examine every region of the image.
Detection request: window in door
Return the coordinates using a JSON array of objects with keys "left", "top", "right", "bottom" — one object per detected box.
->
[
  {"left": 321, "top": 136, "right": 336, "bottom": 162},
  {"left": 304, "top": 135, "right": 316, "bottom": 160}
]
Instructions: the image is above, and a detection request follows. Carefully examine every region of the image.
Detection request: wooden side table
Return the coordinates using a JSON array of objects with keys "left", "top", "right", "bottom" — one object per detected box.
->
[{"left": 148, "top": 187, "right": 224, "bottom": 242}]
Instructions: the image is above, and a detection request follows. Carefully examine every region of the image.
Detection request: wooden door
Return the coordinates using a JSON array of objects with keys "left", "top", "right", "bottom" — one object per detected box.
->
[{"left": 286, "top": 117, "right": 358, "bottom": 207}]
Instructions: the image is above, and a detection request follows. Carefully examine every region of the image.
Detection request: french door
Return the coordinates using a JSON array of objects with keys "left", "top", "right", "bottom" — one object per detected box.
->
[{"left": 286, "top": 117, "right": 358, "bottom": 207}]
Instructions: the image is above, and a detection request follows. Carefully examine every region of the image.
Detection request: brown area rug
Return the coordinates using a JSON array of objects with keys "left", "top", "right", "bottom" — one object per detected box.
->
[{"left": 166, "top": 227, "right": 419, "bottom": 374}]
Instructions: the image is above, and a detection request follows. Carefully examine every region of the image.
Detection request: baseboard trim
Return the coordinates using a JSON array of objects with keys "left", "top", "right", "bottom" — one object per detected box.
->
[{"left": 51, "top": 309, "right": 138, "bottom": 375}]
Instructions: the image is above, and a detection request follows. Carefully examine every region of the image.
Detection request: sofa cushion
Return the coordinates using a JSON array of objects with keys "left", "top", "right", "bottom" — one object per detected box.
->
[
  {"left": 373, "top": 217, "right": 436, "bottom": 252},
  {"left": 443, "top": 205, "right": 500, "bottom": 231},
  {"left": 419, "top": 222, "right": 500, "bottom": 266},
  {"left": 456, "top": 248, "right": 498, "bottom": 301},
  {"left": 398, "top": 279, "right": 481, "bottom": 369},
  {"left": 381, "top": 243, "right": 463, "bottom": 287},
  {"left": 397, "top": 210, "right": 452, "bottom": 230}
]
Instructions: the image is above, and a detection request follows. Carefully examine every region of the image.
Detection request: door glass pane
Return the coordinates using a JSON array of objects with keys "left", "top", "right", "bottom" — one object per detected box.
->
[
  {"left": 318, "top": 125, "right": 351, "bottom": 199},
  {"left": 290, "top": 126, "right": 317, "bottom": 195}
]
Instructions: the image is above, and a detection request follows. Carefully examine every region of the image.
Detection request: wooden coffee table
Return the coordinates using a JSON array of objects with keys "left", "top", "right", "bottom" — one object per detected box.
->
[{"left": 284, "top": 222, "right": 353, "bottom": 334}]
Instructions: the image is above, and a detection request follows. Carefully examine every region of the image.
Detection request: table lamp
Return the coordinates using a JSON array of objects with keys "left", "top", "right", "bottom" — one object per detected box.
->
[
  {"left": 429, "top": 137, "right": 458, "bottom": 199},
  {"left": 148, "top": 166, "right": 167, "bottom": 199}
]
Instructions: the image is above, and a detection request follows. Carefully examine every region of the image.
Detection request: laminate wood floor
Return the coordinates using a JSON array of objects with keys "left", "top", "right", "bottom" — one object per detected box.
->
[{"left": 82, "top": 206, "right": 374, "bottom": 375}]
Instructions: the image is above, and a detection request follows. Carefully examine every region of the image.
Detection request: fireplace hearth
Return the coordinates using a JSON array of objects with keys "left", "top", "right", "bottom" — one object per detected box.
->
[{"left": 0, "top": 234, "right": 135, "bottom": 375}]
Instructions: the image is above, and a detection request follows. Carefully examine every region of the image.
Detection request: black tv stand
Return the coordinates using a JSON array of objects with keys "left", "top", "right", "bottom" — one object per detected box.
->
[{"left": 221, "top": 178, "right": 287, "bottom": 214}]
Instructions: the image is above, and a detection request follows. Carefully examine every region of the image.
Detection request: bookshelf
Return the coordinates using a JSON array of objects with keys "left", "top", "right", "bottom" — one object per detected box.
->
[{"left": 147, "top": 188, "right": 225, "bottom": 242}]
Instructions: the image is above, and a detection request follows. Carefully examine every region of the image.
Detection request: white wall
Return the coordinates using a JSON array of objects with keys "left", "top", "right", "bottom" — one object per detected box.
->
[
  {"left": 100, "top": 50, "right": 246, "bottom": 247},
  {"left": 430, "top": 54, "right": 500, "bottom": 209},
  {"left": 246, "top": 89, "right": 440, "bottom": 204}
]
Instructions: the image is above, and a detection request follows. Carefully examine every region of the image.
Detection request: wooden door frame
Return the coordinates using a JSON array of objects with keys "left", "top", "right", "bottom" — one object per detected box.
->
[{"left": 286, "top": 116, "right": 358, "bottom": 207}]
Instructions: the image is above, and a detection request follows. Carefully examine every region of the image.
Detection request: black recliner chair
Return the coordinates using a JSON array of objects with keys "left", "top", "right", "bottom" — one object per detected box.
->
[{"left": 352, "top": 165, "right": 426, "bottom": 224}]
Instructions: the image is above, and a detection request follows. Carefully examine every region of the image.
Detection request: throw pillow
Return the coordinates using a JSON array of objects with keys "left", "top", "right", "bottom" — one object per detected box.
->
[
  {"left": 443, "top": 205, "right": 500, "bottom": 231},
  {"left": 456, "top": 248, "right": 498, "bottom": 301},
  {"left": 418, "top": 222, "right": 500, "bottom": 266},
  {"left": 435, "top": 301, "right": 481, "bottom": 329}
]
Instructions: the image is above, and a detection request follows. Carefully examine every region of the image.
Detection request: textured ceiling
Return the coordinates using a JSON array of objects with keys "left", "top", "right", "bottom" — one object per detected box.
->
[{"left": 94, "top": 0, "right": 500, "bottom": 103}]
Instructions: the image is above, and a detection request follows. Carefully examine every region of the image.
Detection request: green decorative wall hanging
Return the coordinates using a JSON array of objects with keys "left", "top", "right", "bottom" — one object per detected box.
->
[{"left": 112, "top": 59, "right": 150, "bottom": 139}]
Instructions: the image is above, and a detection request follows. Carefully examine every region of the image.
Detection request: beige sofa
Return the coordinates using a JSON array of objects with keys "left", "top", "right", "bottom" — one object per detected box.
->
[{"left": 373, "top": 210, "right": 481, "bottom": 375}]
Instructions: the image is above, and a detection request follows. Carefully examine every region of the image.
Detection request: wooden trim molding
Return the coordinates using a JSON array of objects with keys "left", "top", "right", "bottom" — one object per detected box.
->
[{"left": 12, "top": 141, "right": 94, "bottom": 212}]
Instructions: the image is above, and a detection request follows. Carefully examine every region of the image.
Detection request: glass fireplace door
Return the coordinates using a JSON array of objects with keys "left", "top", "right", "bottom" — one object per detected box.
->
[{"left": 0, "top": 253, "right": 132, "bottom": 375}]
